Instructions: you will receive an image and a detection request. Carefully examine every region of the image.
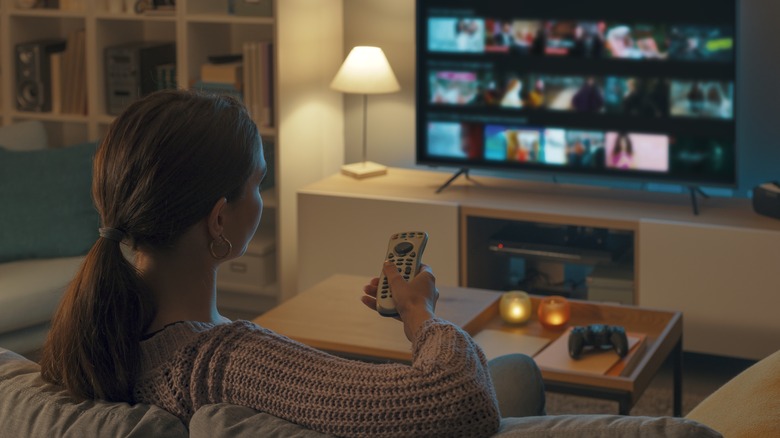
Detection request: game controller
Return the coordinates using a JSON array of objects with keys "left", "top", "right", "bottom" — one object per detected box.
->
[
  {"left": 377, "top": 231, "right": 428, "bottom": 317},
  {"left": 568, "top": 324, "right": 629, "bottom": 359}
]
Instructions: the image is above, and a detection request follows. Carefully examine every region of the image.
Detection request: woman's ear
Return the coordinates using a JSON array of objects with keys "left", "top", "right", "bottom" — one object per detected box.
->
[{"left": 207, "top": 197, "right": 228, "bottom": 240}]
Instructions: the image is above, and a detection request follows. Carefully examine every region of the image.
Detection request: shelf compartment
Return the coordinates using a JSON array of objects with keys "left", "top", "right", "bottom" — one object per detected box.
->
[{"left": 463, "top": 213, "right": 636, "bottom": 304}]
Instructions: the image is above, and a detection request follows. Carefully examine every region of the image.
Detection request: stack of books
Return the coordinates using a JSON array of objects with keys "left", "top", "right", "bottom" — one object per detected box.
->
[
  {"left": 194, "top": 60, "right": 242, "bottom": 98},
  {"left": 155, "top": 64, "right": 177, "bottom": 91},
  {"left": 242, "top": 41, "right": 274, "bottom": 127},
  {"left": 193, "top": 42, "right": 274, "bottom": 127}
]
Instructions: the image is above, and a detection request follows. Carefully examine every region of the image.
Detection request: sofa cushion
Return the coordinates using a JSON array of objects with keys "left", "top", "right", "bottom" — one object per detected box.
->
[
  {"left": 0, "top": 120, "right": 48, "bottom": 151},
  {"left": 188, "top": 404, "right": 721, "bottom": 438},
  {"left": 0, "top": 256, "right": 83, "bottom": 333},
  {"left": 493, "top": 415, "right": 722, "bottom": 437},
  {"left": 0, "top": 142, "right": 99, "bottom": 263},
  {"left": 0, "top": 348, "right": 188, "bottom": 438},
  {"left": 190, "top": 404, "right": 333, "bottom": 438},
  {"left": 686, "top": 349, "right": 780, "bottom": 438}
]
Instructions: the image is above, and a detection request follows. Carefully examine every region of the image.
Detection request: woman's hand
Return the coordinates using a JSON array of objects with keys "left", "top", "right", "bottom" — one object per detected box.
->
[{"left": 362, "top": 262, "right": 439, "bottom": 341}]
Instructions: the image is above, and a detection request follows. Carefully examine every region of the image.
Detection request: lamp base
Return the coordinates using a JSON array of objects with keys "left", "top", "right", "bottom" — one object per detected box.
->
[{"left": 340, "top": 161, "right": 388, "bottom": 179}]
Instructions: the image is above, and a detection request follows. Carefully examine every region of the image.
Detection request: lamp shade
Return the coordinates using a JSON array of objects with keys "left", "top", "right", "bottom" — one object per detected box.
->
[{"left": 330, "top": 46, "right": 401, "bottom": 94}]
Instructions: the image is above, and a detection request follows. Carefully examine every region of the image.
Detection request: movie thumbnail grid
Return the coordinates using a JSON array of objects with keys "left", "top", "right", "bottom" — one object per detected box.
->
[
  {"left": 429, "top": 69, "right": 734, "bottom": 120},
  {"left": 428, "top": 17, "right": 734, "bottom": 62},
  {"left": 427, "top": 121, "right": 732, "bottom": 176}
]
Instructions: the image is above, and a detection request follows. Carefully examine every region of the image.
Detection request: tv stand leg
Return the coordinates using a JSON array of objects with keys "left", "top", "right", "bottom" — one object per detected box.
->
[
  {"left": 688, "top": 186, "right": 710, "bottom": 216},
  {"left": 435, "top": 168, "right": 470, "bottom": 194}
]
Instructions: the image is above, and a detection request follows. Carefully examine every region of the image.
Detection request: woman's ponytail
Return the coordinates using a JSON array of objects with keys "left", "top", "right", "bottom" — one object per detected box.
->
[{"left": 40, "top": 235, "right": 154, "bottom": 401}]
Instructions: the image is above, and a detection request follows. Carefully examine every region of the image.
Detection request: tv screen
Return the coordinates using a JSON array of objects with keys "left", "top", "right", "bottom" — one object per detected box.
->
[{"left": 416, "top": 0, "right": 737, "bottom": 187}]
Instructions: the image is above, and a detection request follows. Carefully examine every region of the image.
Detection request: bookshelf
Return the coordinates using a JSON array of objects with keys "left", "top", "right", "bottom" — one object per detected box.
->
[{"left": 0, "top": 0, "right": 345, "bottom": 314}]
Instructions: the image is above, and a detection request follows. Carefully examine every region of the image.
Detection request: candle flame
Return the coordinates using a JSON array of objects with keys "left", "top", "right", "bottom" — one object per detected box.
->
[{"left": 548, "top": 314, "right": 564, "bottom": 325}]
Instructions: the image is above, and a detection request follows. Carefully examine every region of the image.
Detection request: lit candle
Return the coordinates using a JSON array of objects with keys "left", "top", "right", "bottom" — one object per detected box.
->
[
  {"left": 538, "top": 296, "right": 571, "bottom": 330},
  {"left": 499, "top": 291, "right": 532, "bottom": 324}
]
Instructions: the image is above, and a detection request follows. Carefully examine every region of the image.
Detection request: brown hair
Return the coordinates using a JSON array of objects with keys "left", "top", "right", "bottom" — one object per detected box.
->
[{"left": 40, "top": 89, "right": 262, "bottom": 401}]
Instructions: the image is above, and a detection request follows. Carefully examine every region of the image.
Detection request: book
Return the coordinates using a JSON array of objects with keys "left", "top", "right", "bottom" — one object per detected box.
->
[
  {"left": 533, "top": 326, "right": 646, "bottom": 377},
  {"left": 155, "top": 63, "right": 177, "bottom": 90},
  {"left": 241, "top": 41, "right": 274, "bottom": 127},
  {"left": 473, "top": 330, "right": 551, "bottom": 361},
  {"left": 60, "top": 28, "right": 86, "bottom": 115},
  {"left": 208, "top": 53, "right": 243, "bottom": 64},
  {"left": 200, "top": 61, "right": 243, "bottom": 85},
  {"left": 49, "top": 52, "right": 63, "bottom": 114},
  {"left": 242, "top": 42, "right": 254, "bottom": 121}
]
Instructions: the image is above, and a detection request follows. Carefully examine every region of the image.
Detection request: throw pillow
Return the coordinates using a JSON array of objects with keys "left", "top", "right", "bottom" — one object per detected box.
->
[
  {"left": 0, "top": 142, "right": 99, "bottom": 263},
  {"left": 686, "top": 349, "right": 780, "bottom": 438}
]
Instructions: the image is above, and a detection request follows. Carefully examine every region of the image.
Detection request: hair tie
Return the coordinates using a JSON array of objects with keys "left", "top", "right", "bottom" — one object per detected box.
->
[{"left": 99, "top": 227, "right": 125, "bottom": 243}]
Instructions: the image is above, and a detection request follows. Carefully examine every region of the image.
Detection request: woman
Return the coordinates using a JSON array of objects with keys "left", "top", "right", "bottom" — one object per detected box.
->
[
  {"left": 39, "top": 90, "right": 543, "bottom": 437},
  {"left": 610, "top": 132, "right": 634, "bottom": 169}
]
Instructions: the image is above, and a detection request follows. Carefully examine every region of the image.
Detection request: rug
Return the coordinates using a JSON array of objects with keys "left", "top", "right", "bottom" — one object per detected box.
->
[{"left": 545, "top": 386, "right": 710, "bottom": 417}]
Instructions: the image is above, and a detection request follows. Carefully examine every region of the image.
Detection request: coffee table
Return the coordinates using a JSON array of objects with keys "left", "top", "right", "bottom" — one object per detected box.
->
[{"left": 253, "top": 274, "right": 682, "bottom": 416}]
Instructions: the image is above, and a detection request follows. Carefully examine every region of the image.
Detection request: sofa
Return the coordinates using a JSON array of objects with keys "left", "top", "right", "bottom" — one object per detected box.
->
[
  {"left": 1, "top": 346, "right": 748, "bottom": 438},
  {"left": 0, "top": 346, "right": 774, "bottom": 437},
  {"left": 0, "top": 121, "right": 96, "bottom": 354}
]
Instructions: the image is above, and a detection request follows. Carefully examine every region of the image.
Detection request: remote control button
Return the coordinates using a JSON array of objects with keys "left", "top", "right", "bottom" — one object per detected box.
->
[
  {"left": 405, "top": 266, "right": 412, "bottom": 275},
  {"left": 410, "top": 252, "right": 416, "bottom": 258},
  {"left": 394, "top": 242, "right": 414, "bottom": 255}
]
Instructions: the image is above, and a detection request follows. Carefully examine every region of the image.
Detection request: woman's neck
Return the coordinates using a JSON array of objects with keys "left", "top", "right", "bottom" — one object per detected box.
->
[{"left": 134, "top": 245, "right": 223, "bottom": 334}]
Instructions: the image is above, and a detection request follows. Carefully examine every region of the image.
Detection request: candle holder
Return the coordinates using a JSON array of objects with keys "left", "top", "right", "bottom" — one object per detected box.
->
[
  {"left": 499, "top": 290, "right": 532, "bottom": 325},
  {"left": 538, "top": 295, "right": 571, "bottom": 330}
]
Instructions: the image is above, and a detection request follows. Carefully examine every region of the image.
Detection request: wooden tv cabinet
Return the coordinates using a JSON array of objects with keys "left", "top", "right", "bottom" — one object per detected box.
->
[{"left": 297, "top": 167, "right": 780, "bottom": 360}]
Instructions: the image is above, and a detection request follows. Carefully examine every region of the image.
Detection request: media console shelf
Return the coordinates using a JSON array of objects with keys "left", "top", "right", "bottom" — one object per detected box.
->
[{"left": 298, "top": 167, "right": 780, "bottom": 360}]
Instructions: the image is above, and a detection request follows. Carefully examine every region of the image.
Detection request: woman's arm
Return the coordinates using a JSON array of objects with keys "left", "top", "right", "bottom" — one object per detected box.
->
[{"left": 176, "top": 319, "right": 500, "bottom": 438}]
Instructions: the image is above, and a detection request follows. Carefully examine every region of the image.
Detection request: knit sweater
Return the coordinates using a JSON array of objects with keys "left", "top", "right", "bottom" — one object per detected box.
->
[{"left": 134, "top": 318, "right": 500, "bottom": 438}]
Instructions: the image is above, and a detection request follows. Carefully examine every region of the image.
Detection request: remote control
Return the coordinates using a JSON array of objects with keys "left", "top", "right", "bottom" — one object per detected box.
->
[{"left": 377, "top": 231, "right": 429, "bottom": 317}]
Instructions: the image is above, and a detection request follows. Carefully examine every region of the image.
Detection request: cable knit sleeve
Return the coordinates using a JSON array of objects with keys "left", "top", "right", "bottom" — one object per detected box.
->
[{"left": 135, "top": 319, "right": 500, "bottom": 438}]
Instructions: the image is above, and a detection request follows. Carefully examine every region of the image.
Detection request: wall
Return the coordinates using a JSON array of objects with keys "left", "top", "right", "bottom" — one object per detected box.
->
[
  {"left": 342, "top": 1, "right": 416, "bottom": 169},
  {"left": 342, "top": 0, "right": 780, "bottom": 198}
]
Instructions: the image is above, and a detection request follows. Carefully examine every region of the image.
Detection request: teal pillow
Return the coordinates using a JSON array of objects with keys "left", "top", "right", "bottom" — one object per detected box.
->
[{"left": 0, "top": 142, "right": 99, "bottom": 263}]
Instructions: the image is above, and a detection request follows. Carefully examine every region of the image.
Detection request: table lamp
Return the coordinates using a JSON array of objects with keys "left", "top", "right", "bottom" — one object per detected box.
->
[{"left": 330, "top": 46, "right": 400, "bottom": 179}]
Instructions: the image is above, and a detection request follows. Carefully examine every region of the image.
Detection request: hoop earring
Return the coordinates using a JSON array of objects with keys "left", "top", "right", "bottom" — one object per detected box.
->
[{"left": 209, "top": 234, "right": 232, "bottom": 260}]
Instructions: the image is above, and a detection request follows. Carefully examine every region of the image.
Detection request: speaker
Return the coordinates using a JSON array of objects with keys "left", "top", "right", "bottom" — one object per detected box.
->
[
  {"left": 15, "top": 39, "right": 66, "bottom": 112},
  {"left": 105, "top": 41, "right": 176, "bottom": 115},
  {"left": 753, "top": 182, "right": 780, "bottom": 220}
]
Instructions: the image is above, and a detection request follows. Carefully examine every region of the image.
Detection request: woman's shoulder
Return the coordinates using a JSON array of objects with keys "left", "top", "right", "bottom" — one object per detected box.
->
[{"left": 138, "top": 320, "right": 270, "bottom": 370}]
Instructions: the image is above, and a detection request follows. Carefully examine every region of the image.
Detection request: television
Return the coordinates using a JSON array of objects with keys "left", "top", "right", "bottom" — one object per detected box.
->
[{"left": 415, "top": 0, "right": 738, "bottom": 190}]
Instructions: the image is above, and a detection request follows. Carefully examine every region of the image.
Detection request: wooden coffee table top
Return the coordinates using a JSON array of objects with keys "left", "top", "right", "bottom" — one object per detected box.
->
[
  {"left": 254, "top": 274, "right": 681, "bottom": 404},
  {"left": 254, "top": 274, "right": 499, "bottom": 361}
]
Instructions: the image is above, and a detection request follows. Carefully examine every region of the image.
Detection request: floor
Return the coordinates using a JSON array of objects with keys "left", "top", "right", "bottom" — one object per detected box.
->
[{"left": 659, "top": 351, "right": 755, "bottom": 395}]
